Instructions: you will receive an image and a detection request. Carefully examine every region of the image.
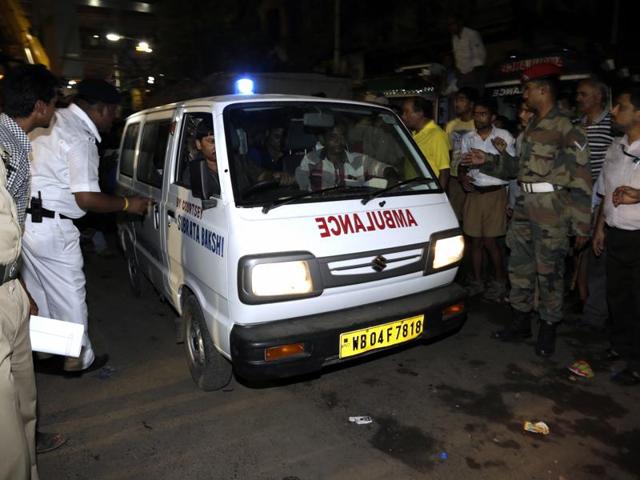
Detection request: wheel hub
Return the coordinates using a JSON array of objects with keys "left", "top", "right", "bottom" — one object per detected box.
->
[{"left": 187, "top": 315, "right": 206, "bottom": 366}]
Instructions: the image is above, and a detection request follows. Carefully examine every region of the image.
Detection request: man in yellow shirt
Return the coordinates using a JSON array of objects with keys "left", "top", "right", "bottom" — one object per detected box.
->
[{"left": 401, "top": 97, "right": 450, "bottom": 189}]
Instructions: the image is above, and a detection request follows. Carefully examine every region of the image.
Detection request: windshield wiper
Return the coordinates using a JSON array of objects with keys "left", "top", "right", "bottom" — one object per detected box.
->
[
  {"left": 360, "top": 177, "right": 434, "bottom": 205},
  {"left": 262, "top": 185, "right": 370, "bottom": 213}
]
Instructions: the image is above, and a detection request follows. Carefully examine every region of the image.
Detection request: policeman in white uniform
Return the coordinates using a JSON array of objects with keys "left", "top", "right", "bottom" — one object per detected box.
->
[{"left": 21, "top": 79, "right": 149, "bottom": 375}]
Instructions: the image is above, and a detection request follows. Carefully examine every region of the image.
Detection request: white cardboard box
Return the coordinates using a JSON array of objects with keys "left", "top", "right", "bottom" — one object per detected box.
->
[{"left": 29, "top": 315, "right": 84, "bottom": 357}]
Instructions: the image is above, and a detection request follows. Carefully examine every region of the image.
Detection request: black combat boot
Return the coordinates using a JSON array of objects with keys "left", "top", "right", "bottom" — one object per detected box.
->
[
  {"left": 535, "top": 321, "right": 557, "bottom": 357},
  {"left": 491, "top": 310, "right": 533, "bottom": 341}
]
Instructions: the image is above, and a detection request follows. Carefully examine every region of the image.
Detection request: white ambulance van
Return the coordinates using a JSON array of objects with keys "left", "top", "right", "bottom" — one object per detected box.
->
[{"left": 117, "top": 94, "right": 466, "bottom": 390}]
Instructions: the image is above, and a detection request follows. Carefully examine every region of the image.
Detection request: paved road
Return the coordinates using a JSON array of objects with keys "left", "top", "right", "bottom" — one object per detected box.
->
[{"left": 36, "top": 250, "right": 639, "bottom": 480}]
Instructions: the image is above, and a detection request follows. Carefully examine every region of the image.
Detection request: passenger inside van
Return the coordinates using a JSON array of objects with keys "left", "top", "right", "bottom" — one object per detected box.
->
[
  {"left": 247, "top": 126, "right": 285, "bottom": 170},
  {"left": 295, "top": 122, "right": 399, "bottom": 191},
  {"left": 280, "top": 119, "right": 319, "bottom": 174},
  {"left": 246, "top": 126, "right": 295, "bottom": 184},
  {"left": 182, "top": 118, "right": 221, "bottom": 196},
  {"left": 348, "top": 114, "right": 404, "bottom": 169}
]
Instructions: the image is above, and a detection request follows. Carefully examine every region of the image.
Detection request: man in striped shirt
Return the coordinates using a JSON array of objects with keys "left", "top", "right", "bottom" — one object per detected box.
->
[
  {"left": 576, "top": 78, "right": 614, "bottom": 182},
  {"left": 576, "top": 78, "right": 615, "bottom": 330}
]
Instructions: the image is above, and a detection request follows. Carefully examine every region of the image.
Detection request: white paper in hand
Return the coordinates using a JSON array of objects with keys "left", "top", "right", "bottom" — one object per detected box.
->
[{"left": 29, "top": 315, "right": 84, "bottom": 357}]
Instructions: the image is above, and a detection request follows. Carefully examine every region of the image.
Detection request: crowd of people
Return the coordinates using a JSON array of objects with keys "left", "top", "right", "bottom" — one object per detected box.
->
[
  {"left": 2, "top": 31, "right": 640, "bottom": 479},
  {"left": 363, "top": 14, "right": 639, "bottom": 392},
  {"left": 393, "top": 63, "right": 640, "bottom": 389}
]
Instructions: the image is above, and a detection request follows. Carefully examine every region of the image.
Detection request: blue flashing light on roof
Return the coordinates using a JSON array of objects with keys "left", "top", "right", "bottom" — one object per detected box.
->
[{"left": 235, "top": 77, "right": 255, "bottom": 95}]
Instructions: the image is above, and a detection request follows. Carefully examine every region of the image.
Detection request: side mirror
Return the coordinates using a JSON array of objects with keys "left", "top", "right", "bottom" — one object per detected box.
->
[{"left": 189, "top": 159, "right": 218, "bottom": 210}]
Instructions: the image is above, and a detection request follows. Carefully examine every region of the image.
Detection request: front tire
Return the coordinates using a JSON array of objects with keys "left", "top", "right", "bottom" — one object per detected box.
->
[
  {"left": 125, "top": 246, "right": 143, "bottom": 297},
  {"left": 182, "top": 294, "right": 232, "bottom": 391}
]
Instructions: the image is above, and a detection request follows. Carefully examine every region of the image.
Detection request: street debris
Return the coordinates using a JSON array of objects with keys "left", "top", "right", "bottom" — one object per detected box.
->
[
  {"left": 567, "top": 360, "right": 594, "bottom": 378},
  {"left": 97, "top": 365, "right": 116, "bottom": 380},
  {"left": 348, "top": 416, "right": 373, "bottom": 425},
  {"left": 439, "top": 452, "right": 449, "bottom": 461},
  {"left": 523, "top": 421, "right": 550, "bottom": 435}
]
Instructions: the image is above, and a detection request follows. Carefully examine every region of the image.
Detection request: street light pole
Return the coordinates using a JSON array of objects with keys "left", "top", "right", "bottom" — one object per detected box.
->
[
  {"left": 104, "top": 32, "right": 152, "bottom": 89},
  {"left": 333, "top": 0, "right": 341, "bottom": 74},
  {"left": 112, "top": 52, "right": 120, "bottom": 88}
]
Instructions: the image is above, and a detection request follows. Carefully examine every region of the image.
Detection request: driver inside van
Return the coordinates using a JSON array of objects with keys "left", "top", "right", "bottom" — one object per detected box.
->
[{"left": 295, "top": 122, "right": 398, "bottom": 191}]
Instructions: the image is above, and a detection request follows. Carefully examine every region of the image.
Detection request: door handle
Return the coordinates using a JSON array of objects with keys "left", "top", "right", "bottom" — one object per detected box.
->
[{"left": 153, "top": 203, "right": 159, "bottom": 229}]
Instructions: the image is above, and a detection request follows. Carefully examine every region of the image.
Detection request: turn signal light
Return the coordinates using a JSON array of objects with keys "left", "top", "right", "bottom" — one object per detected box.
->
[
  {"left": 265, "top": 343, "right": 305, "bottom": 361},
  {"left": 442, "top": 302, "right": 464, "bottom": 318}
]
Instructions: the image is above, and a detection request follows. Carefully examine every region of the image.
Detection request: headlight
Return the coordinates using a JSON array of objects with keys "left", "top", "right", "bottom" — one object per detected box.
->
[
  {"left": 425, "top": 229, "right": 464, "bottom": 273},
  {"left": 433, "top": 235, "right": 465, "bottom": 269},
  {"left": 252, "top": 261, "right": 313, "bottom": 296},
  {"left": 239, "top": 253, "right": 323, "bottom": 304}
]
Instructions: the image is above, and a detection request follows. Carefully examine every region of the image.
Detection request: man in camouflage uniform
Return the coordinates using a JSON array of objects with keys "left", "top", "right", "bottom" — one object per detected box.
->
[{"left": 462, "top": 63, "right": 592, "bottom": 356}]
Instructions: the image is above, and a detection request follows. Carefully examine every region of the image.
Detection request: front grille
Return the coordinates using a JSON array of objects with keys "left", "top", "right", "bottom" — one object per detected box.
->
[{"left": 317, "top": 242, "right": 427, "bottom": 288}]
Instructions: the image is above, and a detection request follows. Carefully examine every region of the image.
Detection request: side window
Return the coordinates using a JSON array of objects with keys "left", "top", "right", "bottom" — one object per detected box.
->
[
  {"left": 175, "top": 112, "right": 214, "bottom": 190},
  {"left": 137, "top": 120, "right": 171, "bottom": 188},
  {"left": 119, "top": 123, "right": 139, "bottom": 177}
]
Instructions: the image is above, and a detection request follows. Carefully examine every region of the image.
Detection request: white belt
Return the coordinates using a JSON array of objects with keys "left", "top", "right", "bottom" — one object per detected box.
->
[{"left": 519, "top": 182, "right": 563, "bottom": 193}]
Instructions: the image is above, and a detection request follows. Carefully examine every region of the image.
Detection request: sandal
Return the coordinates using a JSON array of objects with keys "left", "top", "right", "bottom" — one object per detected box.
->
[{"left": 36, "top": 431, "right": 67, "bottom": 454}]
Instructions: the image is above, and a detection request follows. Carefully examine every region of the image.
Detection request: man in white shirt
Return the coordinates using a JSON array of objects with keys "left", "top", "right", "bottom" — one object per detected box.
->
[
  {"left": 460, "top": 98, "right": 515, "bottom": 301},
  {"left": 448, "top": 14, "right": 487, "bottom": 94},
  {"left": 22, "top": 79, "right": 150, "bottom": 376},
  {"left": 592, "top": 86, "right": 640, "bottom": 386},
  {"left": 295, "top": 123, "right": 396, "bottom": 191}
]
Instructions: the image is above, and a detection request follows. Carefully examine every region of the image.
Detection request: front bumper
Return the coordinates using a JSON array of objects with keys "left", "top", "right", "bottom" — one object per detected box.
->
[{"left": 230, "top": 283, "right": 467, "bottom": 380}]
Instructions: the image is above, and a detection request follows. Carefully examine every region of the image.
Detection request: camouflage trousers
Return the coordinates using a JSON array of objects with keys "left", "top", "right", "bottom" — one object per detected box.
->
[{"left": 506, "top": 190, "right": 570, "bottom": 324}]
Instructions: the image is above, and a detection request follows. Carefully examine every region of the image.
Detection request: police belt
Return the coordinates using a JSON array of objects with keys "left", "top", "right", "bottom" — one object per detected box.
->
[
  {"left": 519, "top": 182, "right": 564, "bottom": 193},
  {"left": 1, "top": 256, "right": 21, "bottom": 286},
  {"left": 26, "top": 206, "right": 73, "bottom": 221}
]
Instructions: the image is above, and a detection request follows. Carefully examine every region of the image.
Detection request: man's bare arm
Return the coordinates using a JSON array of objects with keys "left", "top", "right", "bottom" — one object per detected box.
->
[{"left": 74, "top": 192, "right": 150, "bottom": 215}]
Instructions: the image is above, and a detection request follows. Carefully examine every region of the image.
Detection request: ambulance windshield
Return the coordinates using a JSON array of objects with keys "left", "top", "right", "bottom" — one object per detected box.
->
[{"left": 223, "top": 101, "right": 440, "bottom": 207}]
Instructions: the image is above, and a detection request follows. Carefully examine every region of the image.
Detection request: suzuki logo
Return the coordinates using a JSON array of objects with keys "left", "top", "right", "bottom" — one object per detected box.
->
[{"left": 371, "top": 255, "right": 388, "bottom": 272}]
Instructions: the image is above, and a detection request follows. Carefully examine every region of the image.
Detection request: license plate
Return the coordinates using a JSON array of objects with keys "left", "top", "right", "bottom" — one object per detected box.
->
[{"left": 339, "top": 315, "right": 424, "bottom": 359}]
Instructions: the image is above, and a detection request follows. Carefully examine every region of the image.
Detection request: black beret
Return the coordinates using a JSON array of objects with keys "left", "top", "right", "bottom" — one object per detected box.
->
[{"left": 76, "top": 79, "right": 121, "bottom": 104}]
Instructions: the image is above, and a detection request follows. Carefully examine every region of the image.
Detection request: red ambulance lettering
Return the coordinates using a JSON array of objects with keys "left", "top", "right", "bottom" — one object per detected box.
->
[
  {"left": 392, "top": 209, "right": 407, "bottom": 227},
  {"left": 338, "top": 214, "right": 355, "bottom": 234},
  {"left": 382, "top": 210, "right": 396, "bottom": 228},
  {"left": 365, "top": 212, "right": 376, "bottom": 231},
  {"left": 406, "top": 209, "right": 418, "bottom": 227},
  {"left": 316, "top": 209, "right": 419, "bottom": 237},
  {"left": 326, "top": 216, "right": 341, "bottom": 236},
  {"left": 316, "top": 217, "right": 330, "bottom": 238},
  {"left": 353, "top": 214, "right": 366, "bottom": 233}
]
